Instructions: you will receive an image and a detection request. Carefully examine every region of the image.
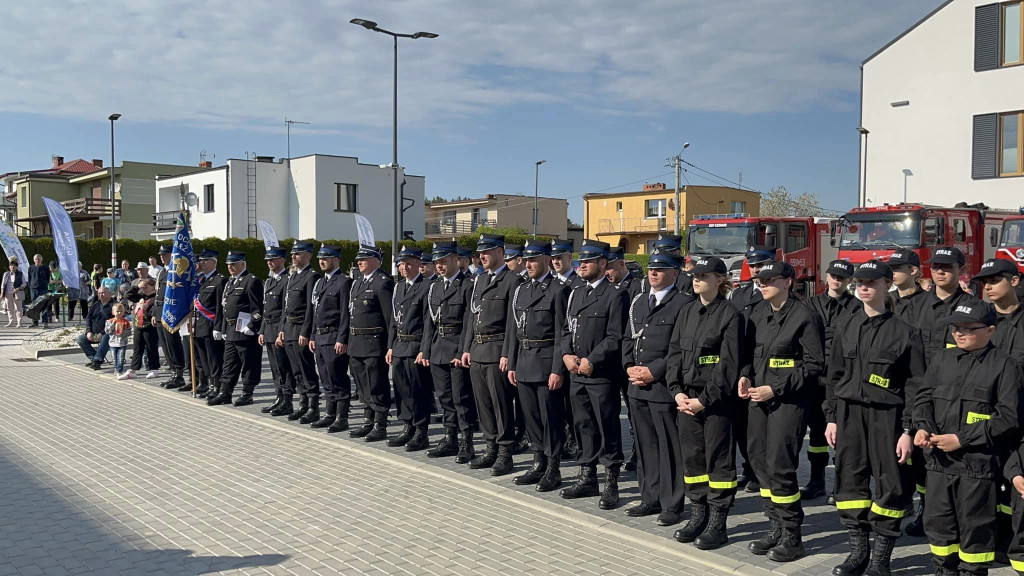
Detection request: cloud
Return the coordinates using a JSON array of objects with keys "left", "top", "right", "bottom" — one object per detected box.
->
[{"left": 0, "top": 0, "right": 938, "bottom": 130}]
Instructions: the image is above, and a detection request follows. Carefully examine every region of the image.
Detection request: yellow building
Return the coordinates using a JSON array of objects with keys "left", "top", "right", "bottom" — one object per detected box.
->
[{"left": 583, "top": 183, "right": 760, "bottom": 254}]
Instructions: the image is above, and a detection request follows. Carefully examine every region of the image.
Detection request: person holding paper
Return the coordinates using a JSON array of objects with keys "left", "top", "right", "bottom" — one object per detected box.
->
[{"left": 207, "top": 251, "right": 264, "bottom": 406}]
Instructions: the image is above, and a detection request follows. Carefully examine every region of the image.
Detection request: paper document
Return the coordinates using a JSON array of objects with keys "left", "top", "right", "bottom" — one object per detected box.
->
[{"left": 235, "top": 312, "right": 252, "bottom": 332}]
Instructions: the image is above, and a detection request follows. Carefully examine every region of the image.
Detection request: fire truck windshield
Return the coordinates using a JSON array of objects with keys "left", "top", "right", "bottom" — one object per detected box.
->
[
  {"left": 839, "top": 213, "right": 922, "bottom": 250},
  {"left": 688, "top": 223, "right": 755, "bottom": 255},
  {"left": 1001, "top": 220, "right": 1024, "bottom": 247}
]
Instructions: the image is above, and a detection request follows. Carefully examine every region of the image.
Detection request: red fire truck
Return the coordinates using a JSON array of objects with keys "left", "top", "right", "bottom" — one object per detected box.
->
[
  {"left": 996, "top": 214, "right": 1024, "bottom": 272},
  {"left": 831, "top": 202, "right": 1016, "bottom": 280},
  {"left": 687, "top": 214, "right": 836, "bottom": 296}
]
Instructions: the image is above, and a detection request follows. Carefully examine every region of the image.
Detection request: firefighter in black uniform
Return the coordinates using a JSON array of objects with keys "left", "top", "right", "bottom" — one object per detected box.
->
[
  {"left": 621, "top": 253, "right": 690, "bottom": 526},
  {"left": 307, "top": 244, "right": 353, "bottom": 432},
  {"left": 348, "top": 245, "right": 395, "bottom": 442},
  {"left": 420, "top": 241, "right": 479, "bottom": 462},
  {"left": 208, "top": 251, "right": 264, "bottom": 406},
  {"left": 914, "top": 303, "right": 1022, "bottom": 576},
  {"left": 387, "top": 245, "right": 433, "bottom": 451},
  {"left": 649, "top": 234, "right": 694, "bottom": 295},
  {"left": 560, "top": 240, "right": 629, "bottom": 509},
  {"left": 502, "top": 243, "right": 530, "bottom": 453},
  {"left": 155, "top": 244, "right": 187, "bottom": 390},
  {"left": 506, "top": 240, "right": 570, "bottom": 491},
  {"left": 824, "top": 260, "right": 925, "bottom": 576},
  {"left": 193, "top": 250, "right": 225, "bottom": 399},
  {"left": 279, "top": 241, "right": 320, "bottom": 420},
  {"left": 666, "top": 256, "right": 740, "bottom": 549},
  {"left": 742, "top": 261, "right": 825, "bottom": 562},
  {"left": 606, "top": 245, "right": 642, "bottom": 472},
  {"left": 461, "top": 234, "right": 522, "bottom": 476},
  {"left": 803, "top": 259, "right": 859, "bottom": 501},
  {"left": 260, "top": 248, "right": 297, "bottom": 415},
  {"left": 551, "top": 238, "right": 585, "bottom": 460}
]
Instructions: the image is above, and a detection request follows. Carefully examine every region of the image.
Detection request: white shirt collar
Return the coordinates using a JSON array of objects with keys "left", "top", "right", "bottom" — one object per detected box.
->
[
  {"left": 488, "top": 264, "right": 507, "bottom": 276},
  {"left": 651, "top": 285, "right": 673, "bottom": 306},
  {"left": 532, "top": 272, "right": 550, "bottom": 284},
  {"left": 324, "top": 267, "right": 339, "bottom": 280},
  {"left": 588, "top": 277, "right": 605, "bottom": 290},
  {"left": 406, "top": 273, "right": 422, "bottom": 286}
]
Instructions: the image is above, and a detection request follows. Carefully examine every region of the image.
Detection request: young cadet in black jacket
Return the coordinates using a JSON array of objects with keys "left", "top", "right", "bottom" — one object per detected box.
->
[
  {"left": 192, "top": 251, "right": 226, "bottom": 398},
  {"left": 348, "top": 245, "right": 395, "bottom": 442},
  {"left": 888, "top": 249, "right": 926, "bottom": 322},
  {"left": 741, "top": 261, "right": 826, "bottom": 563},
  {"left": 666, "top": 256, "right": 739, "bottom": 550},
  {"left": 803, "top": 260, "right": 860, "bottom": 501},
  {"left": 914, "top": 303, "right": 1022, "bottom": 576},
  {"left": 506, "top": 240, "right": 570, "bottom": 491},
  {"left": 824, "top": 261, "right": 925, "bottom": 576},
  {"left": 259, "top": 248, "right": 296, "bottom": 415},
  {"left": 560, "top": 240, "right": 629, "bottom": 510},
  {"left": 308, "top": 245, "right": 353, "bottom": 432},
  {"left": 280, "top": 242, "right": 320, "bottom": 419},
  {"left": 386, "top": 246, "right": 433, "bottom": 451},
  {"left": 208, "top": 251, "right": 264, "bottom": 407},
  {"left": 461, "top": 234, "right": 522, "bottom": 475},
  {"left": 420, "top": 242, "right": 479, "bottom": 463}
]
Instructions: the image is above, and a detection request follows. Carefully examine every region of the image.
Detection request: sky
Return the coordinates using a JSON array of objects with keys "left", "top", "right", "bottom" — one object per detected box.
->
[{"left": 0, "top": 0, "right": 943, "bottom": 224}]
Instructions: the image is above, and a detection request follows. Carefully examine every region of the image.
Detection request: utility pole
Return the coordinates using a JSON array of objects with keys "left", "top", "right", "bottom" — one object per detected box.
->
[{"left": 667, "top": 143, "right": 689, "bottom": 235}]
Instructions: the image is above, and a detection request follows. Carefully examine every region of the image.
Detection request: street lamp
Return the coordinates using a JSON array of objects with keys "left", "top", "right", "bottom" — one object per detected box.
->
[
  {"left": 350, "top": 18, "right": 438, "bottom": 272},
  {"left": 902, "top": 169, "right": 913, "bottom": 204},
  {"left": 534, "top": 160, "right": 546, "bottom": 239},
  {"left": 668, "top": 142, "right": 690, "bottom": 235},
  {"left": 108, "top": 113, "right": 121, "bottom": 268}
]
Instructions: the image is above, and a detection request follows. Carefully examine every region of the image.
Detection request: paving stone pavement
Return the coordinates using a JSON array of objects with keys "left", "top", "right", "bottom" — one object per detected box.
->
[{"left": 0, "top": 323, "right": 1015, "bottom": 575}]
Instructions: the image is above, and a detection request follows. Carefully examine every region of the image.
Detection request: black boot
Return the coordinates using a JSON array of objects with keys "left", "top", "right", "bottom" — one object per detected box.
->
[
  {"left": 514, "top": 453, "right": 547, "bottom": 485},
  {"left": 288, "top": 396, "right": 310, "bottom": 421},
  {"left": 625, "top": 502, "right": 662, "bottom": 517},
  {"left": 767, "top": 527, "right": 804, "bottom": 562},
  {"left": 490, "top": 445, "right": 514, "bottom": 477},
  {"left": 560, "top": 466, "right": 599, "bottom": 499},
  {"left": 160, "top": 368, "right": 181, "bottom": 388},
  {"left": 931, "top": 555, "right": 958, "bottom": 576},
  {"left": 749, "top": 518, "right": 783, "bottom": 555},
  {"left": 271, "top": 394, "right": 294, "bottom": 416},
  {"left": 599, "top": 467, "right": 620, "bottom": 510},
  {"left": 387, "top": 423, "right": 415, "bottom": 447},
  {"left": 561, "top": 433, "right": 579, "bottom": 460},
  {"left": 864, "top": 534, "right": 897, "bottom": 576},
  {"left": 427, "top": 429, "right": 459, "bottom": 458},
  {"left": 195, "top": 381, "right": 210, "bottom": 398},
  {"left": 207, "top": 390, "right": 231, "bottom": 406},
  {"left": 904, "top": 494, "right": 925, "bottom": 537},
  {"left": 832, "top": 529, "right": 870, "bottom": 576},
  {"left": 233, "top": 392, "right": 254, "bottom": 407},
  {"left": 801, "top": 462, "right": 827, "bottom": 500},
  {"left": 311, "top": 398, "right": 336, "bottom": 428},
  {"left": 694, "top": 505, "right": 730, "bottom": 550},
  {"left": 674, "top": 501, "right": 709, "bottom": 543},
  {"left": 177, "top": 377, "right": 194, "bottom": 392},
  {"left": 826, "top": 490, "right": 837, "bottom": 506},
  {"left": 364, "top": 418, "right": 388, "bottom": 442},
  {"left": 299, "top": 399, "right": 321, "bottom": 424},
  {"left": 537, "top": 456, "right": 561, "bottom": 492},
  {"left": 405, "top": 425, "right": 430, "bottom": 452},
  {"left": 455, "top": 432, "right": 475, "bottom": 464},
  {"left": 350, "top": 412, "right": 374, "bottom": 438},
  {"left": 469, "top": 442, "right": 498, "bottom": 469},
  {"left": 328, "top": 401, "right": 349, "bottom": 433}
]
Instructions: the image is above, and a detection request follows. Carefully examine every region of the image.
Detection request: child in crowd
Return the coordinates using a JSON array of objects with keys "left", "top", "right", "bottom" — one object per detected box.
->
[{"left": 105, "top": 303, "right": 131, "bottom": 376}]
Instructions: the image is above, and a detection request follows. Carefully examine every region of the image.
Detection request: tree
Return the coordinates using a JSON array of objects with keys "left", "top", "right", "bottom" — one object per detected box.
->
[
  {"left": 759, "top": 186, "right": 838, "bottom": 218},
  {"left": 567, "top": 217, "right": 582, "bottom": 229}
]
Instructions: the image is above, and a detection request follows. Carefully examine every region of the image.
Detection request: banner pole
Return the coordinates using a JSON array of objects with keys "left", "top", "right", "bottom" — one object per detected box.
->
[{"left": 190, "top": 309, "right": 197, "bottom": 397}]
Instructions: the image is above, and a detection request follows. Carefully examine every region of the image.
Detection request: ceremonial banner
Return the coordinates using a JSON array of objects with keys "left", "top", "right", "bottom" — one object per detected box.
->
[
  {"left": 256, "top": 219, "right": 279, "bottom": 250},
  {"left": 0, "top": 221, "right": 29, "bottom": 269},
  {"left": 42, "top": 197, "right": 80, "bottom": 290},
  {"left": 354, "top": 213, "right": 375, "bottom": 247},
  {"left": 161, "top": 212, "right": 201, "bottom": 332}
]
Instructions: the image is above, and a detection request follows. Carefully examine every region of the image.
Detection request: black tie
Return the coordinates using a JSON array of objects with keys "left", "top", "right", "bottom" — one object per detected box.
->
[{"left": 649, "top": 292, "right": 656, "bottom": 309}]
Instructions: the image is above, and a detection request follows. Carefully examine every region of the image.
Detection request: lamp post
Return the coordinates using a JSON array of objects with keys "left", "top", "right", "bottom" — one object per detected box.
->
[
  {"left": 285, "top": 118, "right": 310, "bottom": 162},
  {"left": 534, "top": 160, "right": 546, "bottom": 239},
  {"left": 902, "top": 169, "right": 913, "bottom": 204},
  {"left": 350, "top": 18, "right": 437, "bottom": 272},
  {"left": 108, "top": 113, "right": 121, "bottom": 268},
  {"left": 668, "top": 142, "right": 689, "bottom": 235}
]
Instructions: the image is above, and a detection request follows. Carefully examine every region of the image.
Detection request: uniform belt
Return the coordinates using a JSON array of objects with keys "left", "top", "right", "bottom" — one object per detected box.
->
[
  {"left": 351, "top": 327, "right": 385, "bottom": 335},
  {"left": 264, "top": 314, "right": 282, "bottom": 323},
  {"left": 397, "top": 333, "right": 421, "bottom": 342},
  {"left": 315, "top": 326, "right": 337, "bottom": 335},
  {"left": 474, "top": 333, "right": 504, "bottom": 344},
  {"left": 437, "top": 325, "right": 461, "bottom": 336},
  {"left": 286, "top": 314, "right": 306, "bottom": 323},
  {"left": 519, "top": 338, "right": 554, "bottom": 349}
]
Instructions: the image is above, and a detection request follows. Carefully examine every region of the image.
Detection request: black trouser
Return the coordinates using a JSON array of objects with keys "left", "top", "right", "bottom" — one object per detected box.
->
[
  {"left": 1005, "top": 478, "right": 1024, "bottom": 574},
  {"left": 194, "top": 335, "right": 223, "bottom": 385},
  {"left": 130, "top": 326, "right": 160, "bottom": 371},
  {"left": 285, "top": 339, "right": 319, "bottom": 399},
  {"left": 677, "top": 392, "right": 736, "bottom": 510},
  {"left": 470, "top": 361, "right": 515, "bottom": 446},
  {"left": 570, "top": 380, "right": 623, "bottom": 469},
  {"left": 925, "top": 471, "right": 998, "bottom": 575},
  {"left": 393, "top": 355, "right": 431, "bottom": 427},
  {"left": 264, "top": 325, "right": 295, "bottom": 395},
  {"left": 158, "top": 327, "right": 184, "bottom": 370},
  {"left": 67, "top": 298, "right": 87, "bottom": 321},
  {"left": 748, "top": 398, "right": 806, "bottom": 530},
  {"left": 220, "top": 339, "right": 262, "bottom": 395},
  {"left": 804, "top": 386, "right": 831, "bottom": 472},
  {"left": 350, "top": 355, "right": 391, "bottom": 420},
  {"left": 182, "top": 334, "right": 195, "bottom": 380},
  {"left": 432, "top": 362, "right": 477, "bottom": 432},
  {"left": 630, "top": 396, "right": 684, "bottom": 512},
  {"left": 518, "top": 380, "right": 566, "bottom": 458},
  {"left": 31, "top": 288, "right": 50, "bottom": 323},
  {"left": 733, "top": 396, "right": 753, "bottom": 477},
  {"left": 513, "top": 386, "right": 526, "bottom": 443},
  {"left": 620, "top": 379, "right": 637, "bottom": 458},
  {"left": 910, "top": 446, "right": 928, "bottom": 501},
  {"left": 834, "top": 400, "right": 910, "bottom": 538},
  {"left": 565, "top": 391, "right": 578, "bottom": 445},
  {"left": 313, "top": 333, "right": 350, "bottom": 403}
]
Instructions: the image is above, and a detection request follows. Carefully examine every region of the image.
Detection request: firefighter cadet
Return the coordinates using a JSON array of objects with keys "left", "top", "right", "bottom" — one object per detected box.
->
[
  {"left": 208, "top": 251, "right": 264, "bottom": 407},
  {"left": 308, "top": 244, "right": 353, "bottom": 433},
  {"left": 155, "top": 244, "right": 186, "bottom": 391},
  {"left": 461, "top": 233, "right": 521, "bottom": 476},
  {"left": 622, "top": 252, "right": 690, "bottom": 528},
  {"left": 506, "top": 240, "right": 570, "bottom": 491},
  {"left": 279, "top": 241, "right": 320, "bottom": 419},
  {"left": 888, "top": 249, "right": 926, "bottom": 322},
  {"left": 260, "top": 248, "right": 297, "bottom": 415},
  {"left": 560, "top": 239, "right": 629, "bottom": 510},
  {"left": 387, "top": 245, "right": 433, "bottom": 451},
  {"left": 193, "top": 250, "right": 226, "bottom": 399},
  {"left": 348, "top": 245, "right": 395, "bottom": 442},
  {"left": 420, "top": 241, "right": 479, "bottom": 462},
  {"left": 914, "top": 302, "right": 1022, "bottom": 576}
]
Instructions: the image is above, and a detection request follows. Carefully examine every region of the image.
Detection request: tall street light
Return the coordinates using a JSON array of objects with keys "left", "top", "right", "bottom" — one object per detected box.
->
[
  {"left": 534, "top": 160, "right": 546, "bottom": 239},
  {"left": 108, "top": 113, "right": 121, "bottom": 268},
  {"left": 902, "top": 169, "right": 913, "bottom": 204},
  {"left": 350, "top": 18, "right": 438, "bottom": 272}
]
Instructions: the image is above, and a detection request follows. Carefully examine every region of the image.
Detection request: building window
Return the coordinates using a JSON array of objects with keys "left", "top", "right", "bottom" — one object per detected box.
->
[
  {"left": 1005, "top": 2, "right": 1024, "bottom": 66},
  {"left": 615, "top": 201, "right": 623, "bottom": 211},
  {"left": 335, "top": 183, "right": 357, "bottom": 212},
  {"left": 1002, "top": 112, "right": 1023, "bottom": 176},
  {"left": 203, "top": 184, "right": 215, "bottom": 212},
  {"left": 20, "top": 187, "right": 27, "bottom": 207},
  {"left": 730, "top": 201, "right": 746, "bottom": 213},
  {"left": 471, "top": 208, "right": 481, "bottom": 230},
  {"left": 441, "top": 210, "right": 456, "bottom": 227},
  {"left": 645, "top": 199, "right": 666, "bottom": 218}
]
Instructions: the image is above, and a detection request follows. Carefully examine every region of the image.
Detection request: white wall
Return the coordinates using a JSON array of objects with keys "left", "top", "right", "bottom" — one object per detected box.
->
[
  {"left": 154, "top": 168, "right": 230, "bottom": 239},
  {"left": 862, "top": 0, "right": 1024, "bottom": 210}
]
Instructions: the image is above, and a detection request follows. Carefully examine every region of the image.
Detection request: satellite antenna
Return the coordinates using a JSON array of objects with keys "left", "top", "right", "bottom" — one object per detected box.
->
[{"left": 185, "top": 192, "right": 199, "bottom": 207}]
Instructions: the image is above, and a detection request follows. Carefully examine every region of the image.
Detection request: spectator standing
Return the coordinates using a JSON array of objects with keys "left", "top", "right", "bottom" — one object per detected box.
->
[
  {"left": 47, "top": 261, "right": 62, "bottom": 323},
  {"left": 105, "top": 303, "right": 132, "bottom": 377},
  {"left": 101, "top": 268, "right": 120, "bottom": 295},
  {"left": 90, "top": 264, "right": 104, "bottom": 303},
  {"left": 2, "top": 260, "right": 26, "bottom": 327},
  {"left": 28, "top": 254, "right": 50, "bottom": 327},
  {"left": 119, "top": 278, "right": 160, "bottom": 380},
  {"left": 68, "top": 261, "right": 92, "bottom": 323}
]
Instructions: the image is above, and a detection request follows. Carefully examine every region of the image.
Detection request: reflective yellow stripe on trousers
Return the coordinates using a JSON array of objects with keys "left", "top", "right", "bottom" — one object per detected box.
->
[
  {"left": 959, "top": 550, "right": 995, "bottom": 563},
  {"left": 835, "top": 499, "right": 871, "bottom": 510},
  {"left": 683, "top": 475, "right": 709, "bottom": 484},
  {"left": 870, "top": 502, "right": 906, "bottom": 518},
  {"left": 929, "top": 543, "right": 959, "bottom": 556}
]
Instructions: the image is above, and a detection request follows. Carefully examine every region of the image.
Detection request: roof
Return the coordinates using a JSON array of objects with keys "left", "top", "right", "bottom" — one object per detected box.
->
[
  {"left": 155, "top": 165, "right": 228, "bottom": 181},
  {"left": 583, "top": 185, "right": 759, "bottom": 200},
  {"left": 862, "top": 0, "right": 954, "bottom": 65},
  {"left": 426, "top": 193, "right": 567, "bottom": 209},
  {"left": 53, "top": 159, "right": 104, "bottom": 175}
]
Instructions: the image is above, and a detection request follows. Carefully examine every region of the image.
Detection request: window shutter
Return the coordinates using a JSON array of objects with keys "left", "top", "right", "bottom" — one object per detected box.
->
[
  {"left": 972, "top": 113, "right": 999, "bottom": 179},
  {"left": 975, "top": 3, "right": 1001, "bottom": 72}
]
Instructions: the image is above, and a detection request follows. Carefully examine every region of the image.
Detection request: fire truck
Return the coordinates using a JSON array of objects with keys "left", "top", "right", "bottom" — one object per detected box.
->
[
  {"left": 687, "top": 214, "right": 836, "bottom": 296},
  {"left": 996, "top": 213, "right": 1024, "bottom": 273},
  {"left": 831, "top": 202, "right": 1016, "bottom": 280}
]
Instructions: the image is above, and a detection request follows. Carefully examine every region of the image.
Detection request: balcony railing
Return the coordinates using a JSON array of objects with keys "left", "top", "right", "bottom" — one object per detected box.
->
[
  {"left": 425, "top": 219, "right": 497, "bottom": 236},
  {"left": 152, "top": 210, "right": 180, "bottom": 233},
  {"left": 597, "top": 217, "right": 667, "bottom": 234},
  {"left": 62, "top": 197, "right": 121, "bottom": 218}
]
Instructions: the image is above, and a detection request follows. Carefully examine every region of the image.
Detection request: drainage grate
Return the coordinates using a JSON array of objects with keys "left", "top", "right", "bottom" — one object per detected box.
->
[{"left": 11, "top": 358, "right": 40, "bottom": 362}]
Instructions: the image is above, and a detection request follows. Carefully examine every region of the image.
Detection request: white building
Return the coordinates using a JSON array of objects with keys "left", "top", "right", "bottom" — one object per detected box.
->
[
  {"left": 153, "top": 154, "right": 425, "bottom": 243},
  {"left": 860, "top": 0, "right": 1024, "bottom": 210}
]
